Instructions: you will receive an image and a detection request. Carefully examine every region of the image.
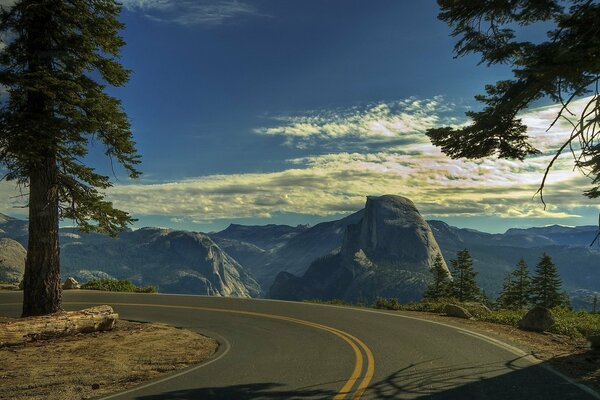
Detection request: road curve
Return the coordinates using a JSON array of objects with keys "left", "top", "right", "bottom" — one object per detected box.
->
[{"left": 0, "top": 291, "right": 598, "bottom": 400}]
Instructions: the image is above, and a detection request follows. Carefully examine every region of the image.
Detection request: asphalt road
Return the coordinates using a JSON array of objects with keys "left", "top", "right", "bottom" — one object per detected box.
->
[{"left": 1, "top": 291, "right": 598, "bottom": 400}]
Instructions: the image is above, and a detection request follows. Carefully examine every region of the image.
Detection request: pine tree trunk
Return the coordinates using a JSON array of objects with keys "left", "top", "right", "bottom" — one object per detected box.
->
[{"left": 22, "top": 156, "right": 62, "bottom": 317}]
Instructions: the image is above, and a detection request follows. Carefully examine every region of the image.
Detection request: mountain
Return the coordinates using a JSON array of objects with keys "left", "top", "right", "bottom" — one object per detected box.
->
[
  {"left": 0, "top": 213, "right": 28, "bottom": 243},
  {"left": 59, "top": 228, "right": 260, "bottom": 297},
  {"left": 0, "top": 238, "right": 26, "bottom": 284},
  {"left": 210, "top": 211, "right": 364, "bottom": 288},
  {"left": 269, "top": 195, "right": 449, "bottom": 303}
]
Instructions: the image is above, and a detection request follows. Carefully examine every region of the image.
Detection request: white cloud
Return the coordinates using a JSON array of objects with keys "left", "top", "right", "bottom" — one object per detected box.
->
[
  {"left": 255, "top": 96, "right": 464, "bottom": 149},
  {"left": 121, "top": 0, "right": 267, "bottom": 27}
]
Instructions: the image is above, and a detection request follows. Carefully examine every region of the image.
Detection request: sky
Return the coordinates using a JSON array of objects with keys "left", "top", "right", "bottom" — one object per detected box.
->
[{"left": 1, "top": 0, "right": 599, "bottom": 233}]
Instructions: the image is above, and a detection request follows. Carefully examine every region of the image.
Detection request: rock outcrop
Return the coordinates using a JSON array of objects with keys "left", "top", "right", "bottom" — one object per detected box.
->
[
  {"left": 62, "top": 277, "right": 80, "bottom": 290},
  {"left": 0, "top": 238, "right": 26, "bottom": 284},
  {"left": 518, "top": 306, "right": 555, "bottom": 332},
  {"left": 444, "top": 304, "right": 473, "bottom": 319},
  {"left": 270, "top": 195, "right": 449, "bottom": 303}
]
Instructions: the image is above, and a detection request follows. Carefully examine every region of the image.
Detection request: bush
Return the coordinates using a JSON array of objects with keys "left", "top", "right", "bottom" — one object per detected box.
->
[
  {"left": 81, "top": 278, "right": 157, "bottom": 293},
  {"left": 373, "top": 297, "right": 600, "bottom": 340},
  {"left": 550, "top": 307, "right": 600, "bottom": 338}
]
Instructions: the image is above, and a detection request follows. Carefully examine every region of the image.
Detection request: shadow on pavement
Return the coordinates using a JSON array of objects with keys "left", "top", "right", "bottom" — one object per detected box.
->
[
  {"left": 364, "top": 356, "right": 597, "bottom": 399},
  {"left": 135, "top": 354, "right": 599, "bottom": 400},
  {"left": 135, "top": 382, "right": 337, "bottom": 399}
]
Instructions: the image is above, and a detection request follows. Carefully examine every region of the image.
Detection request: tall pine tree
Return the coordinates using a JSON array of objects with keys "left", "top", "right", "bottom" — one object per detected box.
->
[
  {"left": 531, "top": 253, "right": 566, "bottom": 309},
  {"left": 497, "top": 258, "right": 532, "bottom": 309},
  {"left": 0, "top": 0, "right": 140, "bottom": 316},
  {"left": 508, "top": 258, "right": 531, "bottom": 309},
  {"left": 423, "top": 253, "right": 451, "bottom": 301},
  {"left": 449, "top": 249, "right": 482, "bottom": 302},
  {"left": 496, "top": 272, "right": 514, "bottom": 309}
]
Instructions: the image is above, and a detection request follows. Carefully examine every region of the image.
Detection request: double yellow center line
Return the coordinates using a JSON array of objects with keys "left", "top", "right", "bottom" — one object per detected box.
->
[{"left": 65, "top": 301, "right": 376, "bottom": 399}]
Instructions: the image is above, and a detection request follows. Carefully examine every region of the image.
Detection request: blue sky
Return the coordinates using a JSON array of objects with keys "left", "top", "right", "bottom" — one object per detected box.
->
[{"left": 1, "top": 0, "right": 599, "bottom": 233}]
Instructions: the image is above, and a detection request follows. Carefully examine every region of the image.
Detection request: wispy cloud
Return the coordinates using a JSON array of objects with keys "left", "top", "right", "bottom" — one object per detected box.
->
[
  {"left": 121, "top": 0, "right": 268, "bottom": 27},
  {"left": 254, "top": 96, "right": 464, "bottom": 149}
]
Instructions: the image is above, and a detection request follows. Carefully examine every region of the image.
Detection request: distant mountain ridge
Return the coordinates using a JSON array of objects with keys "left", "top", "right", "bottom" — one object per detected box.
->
[{"left": 1, "top": 206, "right": 599, "bottom": 308}]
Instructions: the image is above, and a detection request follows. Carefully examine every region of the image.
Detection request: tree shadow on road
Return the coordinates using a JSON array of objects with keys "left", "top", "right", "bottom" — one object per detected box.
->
[
  {"left": 135, "top": 382, "right": 337, "bottom": 399},
  {"left": 135, "top": 354, "right": 599, "bottom": 400},
  {"left": 364, "top": 356, "right": 597, "bottom": 399}
]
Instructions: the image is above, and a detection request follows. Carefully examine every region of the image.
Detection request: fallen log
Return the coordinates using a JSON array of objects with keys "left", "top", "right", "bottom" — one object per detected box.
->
[{"left": 0, "top": 305, "right": 118, "bottom": 347}]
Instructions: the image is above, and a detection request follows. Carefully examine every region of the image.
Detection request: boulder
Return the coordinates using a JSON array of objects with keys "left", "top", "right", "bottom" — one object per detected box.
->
[
  {"left": 62, "top": 277, "right": 80, "bottom": 290},
  {"left": 444, "top": 304, "right": 473, "bottom": 319},
  {"left": 587, "top": 335, "right": 600, "bottom": 350},
  {"left": 464, "top": 302, "right": 492, "bottom": 318},
  {"left": 518, "top": 306, "right": 555, "bottom": 332}
]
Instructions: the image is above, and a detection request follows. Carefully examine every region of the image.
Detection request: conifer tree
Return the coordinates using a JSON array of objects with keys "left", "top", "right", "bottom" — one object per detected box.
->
[
  {"left": 508, "top": 258, "right": 532, "bottom": 309},
  {"left": 531, "top": 253, "right": 566, "bottom": 309},
  {"left": 497, "top": 258, "right": 532, "bottom": 309},
  {"left": 427, "top": 1, "right": 600, "bottom": 202},
  {"left": 0, "top": 0, "right": 140, "bottom": 316},
  {"left": 496, "top": 272, "right": 514, "bottom": 309},
  {"left": 449, "top": 249, "right": 482, "bottom": 302},
  {"left": 423, "top": 253, "right": 451, "bottom": 301}
]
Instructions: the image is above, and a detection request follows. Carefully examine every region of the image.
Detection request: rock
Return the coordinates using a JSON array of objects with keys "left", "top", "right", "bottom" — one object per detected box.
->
[
  {"left": 63, "top": 277, "right": 80, "bottom": 290},
  {"left": 463, "top": 302, "right": 492, "bottom": 317},
  {"left": 444, "top": 304, "right": 473, "bottom": 319},
  {"left": 518, "top": 306, "right": 555, "bottom": 332},
  {"left": 269, "top": 195, "right": 450, "bottom": 303},
  {"left": 91, "top": 383, "right": 100, "bottom": 390},
  {"left": 587, "top": 335, "right": 600, "bottom": 350},
  {"left": 0, "top": 238, "right": 26, "bottom": 284}
]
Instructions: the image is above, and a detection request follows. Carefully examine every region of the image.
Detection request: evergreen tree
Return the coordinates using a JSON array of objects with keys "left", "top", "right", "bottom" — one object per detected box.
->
[
  {"left": 423, "top": 253, "right": 451, "bottom": 301},
  {"left": 509, "top": 258, "right": 532, "bottom": 309},
  {"left": 0, "top": 1, "right": 140, "bottom": 316},
  {"left": 531, "top": 253, "right": 566, "bottom": 308},
  {"left": 427, "top": 1, "right": 600, "bottom": 202},
  {"left": 497, "top": 258, "right": 532, "bottom": 309},
  {"left": 496, "top": 272, "right": 514, "bottom": 309},
  {"left": 449, "top": 249, "right": 482, "bottom": 302}
]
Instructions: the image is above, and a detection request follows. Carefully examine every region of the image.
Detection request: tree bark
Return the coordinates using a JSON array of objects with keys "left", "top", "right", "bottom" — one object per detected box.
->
[
  {"left": 22, "top": 155, "right": 62, "bottom": 317},
  {"left": 2, "top": 306, "right": 118, "bottom": 347}
]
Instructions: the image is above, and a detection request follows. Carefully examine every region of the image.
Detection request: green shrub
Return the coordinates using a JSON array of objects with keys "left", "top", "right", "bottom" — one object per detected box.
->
[
  {"left": 81, "top": 278, "right": 157, "bottom": 293},
  {"left": 550, "top": 307, "right": 600, "bottom": 338},
  {"left": 479, "top": 309, "right": 525, "bottom": 326}
]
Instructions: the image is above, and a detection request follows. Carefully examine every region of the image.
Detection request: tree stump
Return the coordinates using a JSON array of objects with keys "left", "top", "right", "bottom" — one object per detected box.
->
[{"left": 0, "top": 305, "right": 118, "bottom": 347}]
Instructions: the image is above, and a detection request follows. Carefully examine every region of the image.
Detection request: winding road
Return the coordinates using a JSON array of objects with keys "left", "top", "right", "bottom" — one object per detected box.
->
[{"left": 1, "top": 290, "right": 598, "bottom": 399}]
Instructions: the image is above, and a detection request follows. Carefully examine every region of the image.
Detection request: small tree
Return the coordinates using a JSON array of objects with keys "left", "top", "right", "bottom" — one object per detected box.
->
[
  {"left": 508, "top": 258, "right": 532, "bottom": 309},
  {"left": 496, "top": 272, "right": 514, "bottom": 309},
  {"left": 449, "top": 249, "right": 482, "bottom": 302},
  {"left": 423, "top": 253, "right": 451, "bottom": 301},
  {"left": 531, "top": 253, "right": 567, "bottom": 308}
]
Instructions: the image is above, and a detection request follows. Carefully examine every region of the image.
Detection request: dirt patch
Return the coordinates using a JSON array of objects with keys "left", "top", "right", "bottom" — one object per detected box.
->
[
  {"left": 399, "top": 310, "right": 600, "bottom": 393},
  {"left": 0, "top": 320, "right": 218, "bottom": 400}
]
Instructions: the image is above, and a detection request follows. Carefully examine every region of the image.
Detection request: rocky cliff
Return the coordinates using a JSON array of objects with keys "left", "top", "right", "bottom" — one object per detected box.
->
[
  {"left": 59, "top": 228, "right": 260, "bottom": 297},
  {"left": 0, "top": 238, "right": 26, "bottom": 284},
  {"left": 269, "top": 195, "right": 449, "bottom": 302}
]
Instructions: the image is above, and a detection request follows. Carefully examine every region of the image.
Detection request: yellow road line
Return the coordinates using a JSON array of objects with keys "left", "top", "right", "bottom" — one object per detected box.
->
[{"left": 60, "top": 301, "right": 375, "bottom": 399}]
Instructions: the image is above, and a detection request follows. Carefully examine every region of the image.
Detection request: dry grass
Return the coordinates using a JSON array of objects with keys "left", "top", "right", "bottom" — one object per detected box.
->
[{"left": 0, "top": 320, "right": 218, "bottom": 400}]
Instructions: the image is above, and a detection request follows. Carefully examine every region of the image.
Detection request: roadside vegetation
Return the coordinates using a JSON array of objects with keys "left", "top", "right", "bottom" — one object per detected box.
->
[
  {"left": 375, "top": 250, "right": 599, "bottom": 340},
  {"left": 308, "top": 250, "right": 600, "bottom": 341},
  {"left": 81, "top": 279, "right": 157, "bottom": 294},
  {"left": 374, "top": 298, "right": 600, "bottom": 339}
]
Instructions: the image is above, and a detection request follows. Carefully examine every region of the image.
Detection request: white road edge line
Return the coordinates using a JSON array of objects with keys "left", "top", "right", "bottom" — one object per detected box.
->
[{"left": 97, "top": 330, "right": 232, "bottom": 400}]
